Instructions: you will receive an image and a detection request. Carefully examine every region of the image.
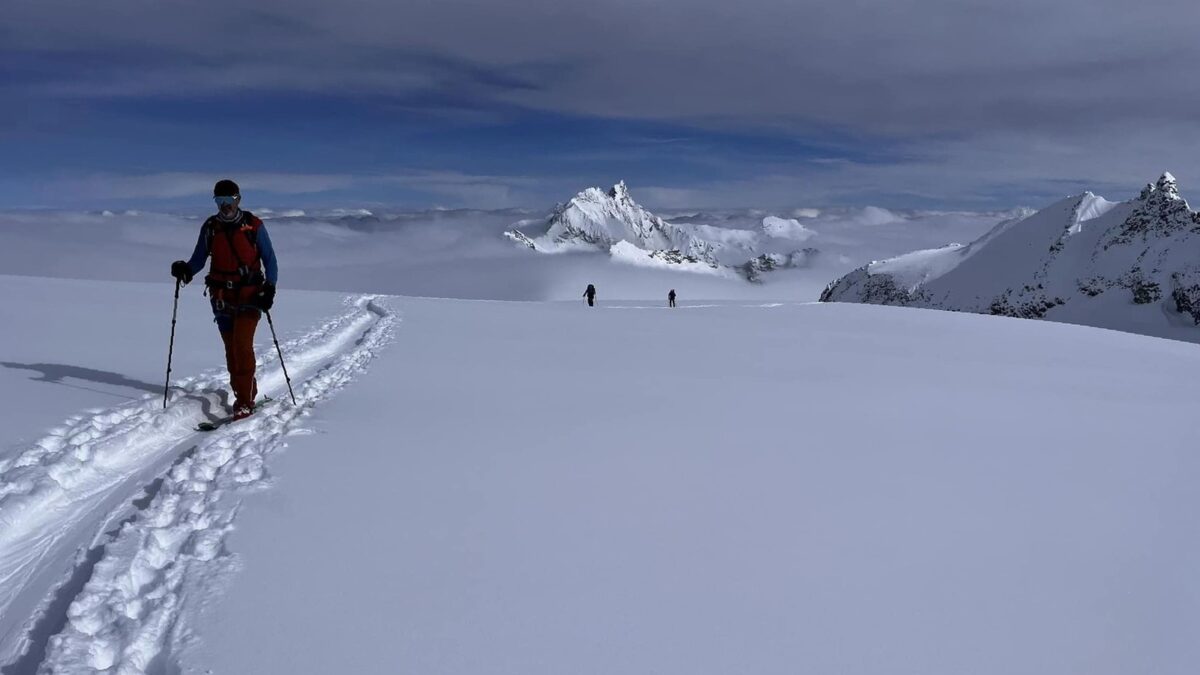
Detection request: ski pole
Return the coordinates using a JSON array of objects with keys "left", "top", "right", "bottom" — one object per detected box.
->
[
  {"left": 163, "top": 278, "right": 181, "bottom": 409},
  {"left": 264, "top": 309, "right": 297, "bottom": 405}
]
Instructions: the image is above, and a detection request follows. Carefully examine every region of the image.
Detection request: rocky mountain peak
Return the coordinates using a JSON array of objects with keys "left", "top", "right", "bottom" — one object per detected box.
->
[
  {"left": 1139, "top": 171, "right": 1181, "bottom": 202},
  {"left": 609, "top": 180, "right": 631, "bottom": 203},
  {"left": 1157, "top": 171, "right": 1179, "bottom": 196},
  {"left": 1114, "top": 171, "right": 1198, "bottom": 245}
]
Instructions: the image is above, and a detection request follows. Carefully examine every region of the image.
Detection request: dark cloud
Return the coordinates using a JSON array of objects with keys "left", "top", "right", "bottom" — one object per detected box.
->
[
  {"left": 5, "top": 0, "right": 1200, "bottom": 206},
  {"left": 12, "top": 0, "right": 1198, "bottom": 129}
]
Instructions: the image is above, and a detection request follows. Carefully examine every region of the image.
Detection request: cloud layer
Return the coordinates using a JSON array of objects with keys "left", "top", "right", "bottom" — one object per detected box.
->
[{"left": 4, "top": 0, "right": 1199, "bottom": 208}]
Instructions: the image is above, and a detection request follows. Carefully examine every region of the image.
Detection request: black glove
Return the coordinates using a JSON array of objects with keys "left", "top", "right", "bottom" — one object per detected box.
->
[
  {"left": 170, "top": 260, "right": 193, "bottom": 284},
  {"left": 256, "top": 282, "right": 276, "bottom": 311}
]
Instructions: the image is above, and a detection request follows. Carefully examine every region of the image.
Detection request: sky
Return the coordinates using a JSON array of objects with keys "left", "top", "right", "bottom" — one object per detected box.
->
[{"left": 4, "top": 0, "right": 1200, "bottom": 211}]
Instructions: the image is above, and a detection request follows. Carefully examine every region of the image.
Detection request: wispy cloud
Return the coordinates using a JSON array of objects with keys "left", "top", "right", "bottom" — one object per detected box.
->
[
  {"left": 57, "top": 172, "right": 360, "bottom": 200},
  {"left": 379, "top": 171, "right": 545, "bottom": 209},
  {"left": 12, "top": 170, "right": 557, "bottom": 210}
]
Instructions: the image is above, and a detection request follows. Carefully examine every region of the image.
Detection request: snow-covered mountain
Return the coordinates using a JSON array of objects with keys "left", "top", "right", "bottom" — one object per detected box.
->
[
  {"left": 820, "top": 172, "right": 1200, "bottom": 341},
  {"left": 506, "top": 182, "right": 813, "bottom": 281},
  {"left": 506, "top": 182, "right": 722, "bottom": 266}
]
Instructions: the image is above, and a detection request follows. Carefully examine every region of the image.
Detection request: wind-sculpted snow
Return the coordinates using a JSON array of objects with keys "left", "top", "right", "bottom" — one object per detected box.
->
[
  {"left": 821, "top": 173, "right": 1200, "bottom": 342},
  {"left": 0, "top": 296, "right": 394, "bottom": 674}
]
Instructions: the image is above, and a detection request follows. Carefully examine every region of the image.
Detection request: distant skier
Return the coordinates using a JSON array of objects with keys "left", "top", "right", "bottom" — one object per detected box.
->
[
  {"left": 668, "top": 289, "right": 676, "bottom": 308},
  {"left": 583, "top": 283, "right": 596, "bottom": 307},
  {"left": 170, "top": 179, "right": 278, "bottom": 421}
]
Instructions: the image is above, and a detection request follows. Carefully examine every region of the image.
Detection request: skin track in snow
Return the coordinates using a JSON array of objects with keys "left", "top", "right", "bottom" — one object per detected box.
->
[
  {"left": 195, "top": 397, "right": 275, "bottom": 431},
  {"left": 0, "top": 296, "right": 394, "bottom": 673}
]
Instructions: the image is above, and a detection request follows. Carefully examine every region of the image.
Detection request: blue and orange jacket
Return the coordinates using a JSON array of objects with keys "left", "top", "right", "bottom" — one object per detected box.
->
[{"left": 185, "top": 210, "right": 278, "bottom": 314}]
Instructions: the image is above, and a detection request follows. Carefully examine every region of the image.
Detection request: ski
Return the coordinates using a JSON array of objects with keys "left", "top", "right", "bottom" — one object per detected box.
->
[{"left": 196, "top": 396, "right": 275, "bottom": 432}]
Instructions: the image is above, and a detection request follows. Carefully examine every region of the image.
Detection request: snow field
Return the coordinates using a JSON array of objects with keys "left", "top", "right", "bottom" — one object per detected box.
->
[
  {"left": 0, "top": 294, "right": 394, "bottom": 673},
  {"left": 190, "top": 298, "right": 1200, "bottom": 675}
]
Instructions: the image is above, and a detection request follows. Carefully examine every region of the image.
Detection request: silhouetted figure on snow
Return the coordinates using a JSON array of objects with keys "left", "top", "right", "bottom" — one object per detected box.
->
[
  {"left": 668, "top": 289, "right": 676, "bottom": 308},
  {"left": 583, "top": 284, "right": 596, "bottom": 307}
]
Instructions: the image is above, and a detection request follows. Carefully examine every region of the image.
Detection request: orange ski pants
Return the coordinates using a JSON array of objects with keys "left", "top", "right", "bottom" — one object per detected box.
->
[{"left": 219, "top": 312, "right": 260, "bottom": 408}]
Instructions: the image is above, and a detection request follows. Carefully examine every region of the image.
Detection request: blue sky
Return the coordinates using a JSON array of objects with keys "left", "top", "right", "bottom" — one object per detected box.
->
[{"left": 4, "top": 0, "right": 1200, "bottom": 211}]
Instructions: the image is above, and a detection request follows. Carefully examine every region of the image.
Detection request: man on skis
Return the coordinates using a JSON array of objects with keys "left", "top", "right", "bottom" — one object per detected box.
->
[{"left": 170, "top": 179, "right": 278, "bottom": 421}]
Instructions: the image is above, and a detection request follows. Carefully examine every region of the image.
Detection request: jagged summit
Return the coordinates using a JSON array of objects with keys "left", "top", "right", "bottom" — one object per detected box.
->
[
  {"left": 609, "top": 180, "right": 631, "bottom": 202},
  {"left": 1117, "top": 170, "right": 1197, "bottom": 244},
  {"left": 1140, "top": 171, "right": 1182, "bottom": 201},
  {"left": 1158, "top": 171, "right": 1178, "bottom": 193},
  {"left": 505, "top": 182, "right": 719, "bottom": 265},
  {"left": 504, "top": 182, "right": 817, "bottom": 280}
]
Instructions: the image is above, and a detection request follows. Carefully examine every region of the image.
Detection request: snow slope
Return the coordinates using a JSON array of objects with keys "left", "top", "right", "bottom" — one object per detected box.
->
[
  {"left": 0, "top": 276, "right": 393, "bottom": 673},
  {"left": 170, "top": 299, "right": 1196, "bottom": 675},
  {"left": 821, "top": 173, "right": 1200, "bottom": 341}
]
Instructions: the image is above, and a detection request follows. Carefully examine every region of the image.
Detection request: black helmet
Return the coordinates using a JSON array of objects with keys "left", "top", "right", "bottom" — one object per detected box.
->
[{"left": 213, "top": 179, "right": 240, "bottom": 197}]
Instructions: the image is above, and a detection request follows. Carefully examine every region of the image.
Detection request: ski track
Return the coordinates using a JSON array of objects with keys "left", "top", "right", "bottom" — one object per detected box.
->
[{"left": 0, "top": 295, "right": 395, "bottom": 675}]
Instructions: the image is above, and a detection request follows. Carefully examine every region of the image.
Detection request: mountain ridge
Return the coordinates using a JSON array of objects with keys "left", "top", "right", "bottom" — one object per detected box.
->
[
  {"left": 505, "top": 181, "right": 815, "bottom": 281},
  {"left": 820, "top": 172, "right": 1200, "bottom": 342}
]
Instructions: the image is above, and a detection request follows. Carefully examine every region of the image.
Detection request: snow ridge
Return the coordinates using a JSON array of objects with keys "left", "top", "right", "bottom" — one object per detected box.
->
[
  {"left": 0, "top": 296, "right": 395, "bottom": 674},
  {"left": 820, "top": 172, "right": 1200, "bottom": 342}
]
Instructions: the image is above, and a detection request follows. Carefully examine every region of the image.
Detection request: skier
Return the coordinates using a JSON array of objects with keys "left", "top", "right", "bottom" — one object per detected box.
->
[
  {"left": 583, "top": 283, "right": 597, "bottom": 307},
  {"left": 668, "top": 289, "right": 676, "bottom": 308},
  {"left": 170, "top": 179, "right": 278, "bottom": 421}
]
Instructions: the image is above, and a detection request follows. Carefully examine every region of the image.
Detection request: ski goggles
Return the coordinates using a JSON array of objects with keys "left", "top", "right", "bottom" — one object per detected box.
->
[{"left": 214, "top": 195, "right": 240, "bottom": 205}]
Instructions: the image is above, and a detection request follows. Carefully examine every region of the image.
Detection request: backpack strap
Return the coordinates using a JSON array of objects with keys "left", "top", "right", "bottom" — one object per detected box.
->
[{"left": 241, "top": 212, "right": 262, "bottom": 248}]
